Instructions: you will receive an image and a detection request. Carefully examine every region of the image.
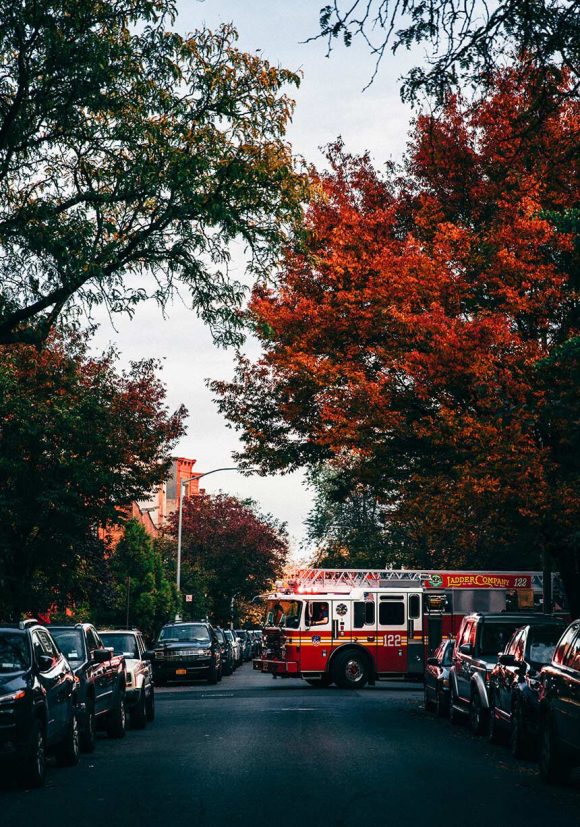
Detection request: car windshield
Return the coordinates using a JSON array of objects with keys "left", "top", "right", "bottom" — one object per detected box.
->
[
  {"left": 527, "top": 627, "right": 565, "bottom": 666},
  {"left": 479, "top": 623, "right": 526, "bottom": 657},
  {"left": 50, "top": 629, "right": 85, "bottom": 663},
  {"left": 264, "top": 599, "right": 302, "bottom": 629},
  {"left": 158, "top": 624, "right": 210, "bottom": 643},
  {"left": 0, "top": 632, "right": 30, "bottom": 673},
  {"left": 224, "top": 631, "right": 233, "bottom": 642},
  {"left": 441, "top": 642, "right": 454, "bottom": 666},
  {"left": 100, "top": 633, "right": 139, "bottom": 658}
]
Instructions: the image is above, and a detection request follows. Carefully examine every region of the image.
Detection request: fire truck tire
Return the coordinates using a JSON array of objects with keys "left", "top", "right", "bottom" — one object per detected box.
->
[{"left": 332, "top": 649, "right": 369, "bottom": 689}]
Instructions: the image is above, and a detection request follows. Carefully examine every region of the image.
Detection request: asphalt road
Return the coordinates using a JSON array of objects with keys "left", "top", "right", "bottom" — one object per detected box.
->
[{"left": 2, "top": 664, "right": 580, "bottom": 827}]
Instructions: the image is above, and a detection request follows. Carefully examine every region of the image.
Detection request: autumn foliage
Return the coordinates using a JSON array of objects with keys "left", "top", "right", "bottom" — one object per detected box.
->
[
  {"left": 167, "top": 493, "right": 288, "bottom": 624},
  {"left": 212, "top": 68, "right": 580, "bottom": 611}
]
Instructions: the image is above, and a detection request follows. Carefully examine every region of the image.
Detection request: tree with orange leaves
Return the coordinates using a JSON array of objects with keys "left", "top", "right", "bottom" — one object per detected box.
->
[{"left": 211, "top": 66, "right": 580, "bottom": 613}]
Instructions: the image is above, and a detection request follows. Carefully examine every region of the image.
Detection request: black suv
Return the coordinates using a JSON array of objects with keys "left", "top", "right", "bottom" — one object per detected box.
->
[
  {"left": 48, "top": 623, "right": 126, "bottom": 752},
  {"left": 148, "top": 621, "right": 222, "bottom": 685},
  {"left": 0, "top": 620, "right": 79, "bottom": 787},
  {"left": 449, "top": 612, "right": 557, "bottom": 734}
]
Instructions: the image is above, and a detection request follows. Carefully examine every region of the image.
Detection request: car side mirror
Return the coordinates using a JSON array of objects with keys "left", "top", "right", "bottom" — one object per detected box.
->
[
  {"left": 459, "top": 644, "right": 473, "bottom": 656},
  {"left": 93, "top": 648, "right": 112, "bottom": 663},
  {"left": 426, "top": 657, "right": 440, "bottom": 666},
  {"left": 498, "top": 653, "right": 518, "bottom": 667},
  {"left": 143, "top": 650, "right": 155, "bottom": 660}
]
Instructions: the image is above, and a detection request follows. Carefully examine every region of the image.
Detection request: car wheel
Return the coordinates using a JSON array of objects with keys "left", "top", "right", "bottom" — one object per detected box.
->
[
  {"left": 107, "top": 691, "right": 126, "bottom": 739},
  {"left": 207, "top": 662, "right": 219, "bottom": 685},
  {"left": 424, "top": 683, "right": 435, "bottom": 712},
  {"left": 510, "top": 698, "right": 530, "bottom": 759},
  {"left": 130, "top": 689, "right": 147, "bottom": 730},
  {"left": 435, "top": 685, "right": 449, "bottom": 718},
  {"left": 539, "top": 713, "right": 570, "bottom": 784},
  {"left": 469, "top": 690, "right": 487, "bottom": 736},
  {"left": 217, "top": 665, "right": 223, "bottom": 683},
  {"left": 332, "top": 650, "right": 369, "bottom": 690},
  {"left": 145, "top": 688, "right": 155, "bottom": 723},
  {"left": 80, "top": 699, "right": 96, "bottom": 753},
  {"left": 55, "top": 710, "right": 80, "bottom": 766},
  {"left": 21, "top": 718, "right": 46, "bottom": 788}
]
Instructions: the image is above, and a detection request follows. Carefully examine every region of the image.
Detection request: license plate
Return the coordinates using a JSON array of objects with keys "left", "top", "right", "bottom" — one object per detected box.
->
[{"left": 175, "top": 668, "right": 187, "bottom": 675}]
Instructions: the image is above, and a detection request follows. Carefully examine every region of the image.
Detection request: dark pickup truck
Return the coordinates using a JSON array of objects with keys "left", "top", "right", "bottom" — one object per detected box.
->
[
  {"left": 48, "top": 623, "right": 126, "bottom": 751},
  {"left": 539, "top": 619, "right": 580, "bottom": 783}
]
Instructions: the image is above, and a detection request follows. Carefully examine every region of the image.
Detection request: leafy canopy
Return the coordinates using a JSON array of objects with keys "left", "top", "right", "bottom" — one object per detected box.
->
[
  {"left": 314, "top": 0, "right": 579, "bottom": 101},
  {"left": 211, "top": 66, "right": 579, "bottom": 608},
  {"left": 0, "top": 0, "right": 307, "bottom": 345},
  {"left": 0, "top": 332, "right": 186, "bottom": 618}
]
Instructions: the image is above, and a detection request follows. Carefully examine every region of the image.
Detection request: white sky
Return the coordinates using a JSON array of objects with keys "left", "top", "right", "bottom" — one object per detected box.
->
[{"left": 91, "top": 1, "right": 417, "bottom": 557}]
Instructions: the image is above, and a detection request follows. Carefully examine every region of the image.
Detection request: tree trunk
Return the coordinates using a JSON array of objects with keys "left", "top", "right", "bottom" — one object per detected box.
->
[{"left": 553, "top": 544, "right": 580, "bottom": 620}]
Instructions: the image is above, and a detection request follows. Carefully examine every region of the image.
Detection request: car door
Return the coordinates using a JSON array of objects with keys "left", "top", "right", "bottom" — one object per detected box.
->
[
  {"left": 31, "top": 630, "right": 64, "bottom": 741},
  {"left": 86, "top": 628, "right": 109, "bottom": 715}
]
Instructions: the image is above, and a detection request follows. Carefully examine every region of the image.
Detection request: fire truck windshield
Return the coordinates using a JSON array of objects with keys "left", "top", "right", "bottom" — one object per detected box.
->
[{"left": 264, "top": 599, "right": 302, "bottom": 629}]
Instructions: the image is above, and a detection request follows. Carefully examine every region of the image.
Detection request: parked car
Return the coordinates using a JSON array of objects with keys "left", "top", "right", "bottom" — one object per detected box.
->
[
  {"left": 488, "top": 619, "right": 566, "bottom": 756},
  {"left": 538, "top": 619, "right": 580, "bottom": 783},
  {"left": 449, "top": 613, "right": 557, "bottom": 735},
  {"left": 48, "top": 623, "right": 126, "bottom": 751},
  {"left": 0, "top": 620, "right": 79, "bottom": 787},
  {"left": 224, "top": 629, "right": 241, "bottom": 667},
  {"left": 214, "top": 627, "right": 235, "bottom": 676},
  {"left": 424, "top": 639, "right": 454, "bottom": 717},
  {"left": 147, "top": 621, "right": 222, "bottom": 685},
  {"left": 235, "top": 629, "right": 252, "bottom": 662},
  {"left": 100, "top": 629, "right": 155, "bottom": 728}
]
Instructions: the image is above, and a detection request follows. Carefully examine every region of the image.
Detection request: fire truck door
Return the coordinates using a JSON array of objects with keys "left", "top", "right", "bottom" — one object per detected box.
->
[
  {"left": 406, "top": 592, "right": 424, "bottom": 675},
  {"left": 376, "top": 593, "right": 408, "bottom": 674},
  {"left": 331, "top": 599, "right": 353, "bottom": 646},
  {"left": 303, "top": 600, "right": 332, "bottom": 673}
]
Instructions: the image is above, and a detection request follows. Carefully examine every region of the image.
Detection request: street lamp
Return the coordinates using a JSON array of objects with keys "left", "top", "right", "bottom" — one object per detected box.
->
[{"left": 175, "top": 467, "right": 250, "bottom": 614}]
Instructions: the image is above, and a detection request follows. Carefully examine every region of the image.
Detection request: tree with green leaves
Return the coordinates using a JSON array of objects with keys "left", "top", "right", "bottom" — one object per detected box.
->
[
  {"left": 0, "top": 333, "right": 186, "bottom": 619},
  {"left": 95, "top": 519, "right": 178, "bottom": 638},
  {"left": 0, "top": 0, "right": 307, "bottom": 346}
]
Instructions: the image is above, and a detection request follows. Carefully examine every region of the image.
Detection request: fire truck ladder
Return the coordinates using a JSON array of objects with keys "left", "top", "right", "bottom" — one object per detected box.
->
[{"left": 287, "top": 569, "right": 427, "bottom": 590}]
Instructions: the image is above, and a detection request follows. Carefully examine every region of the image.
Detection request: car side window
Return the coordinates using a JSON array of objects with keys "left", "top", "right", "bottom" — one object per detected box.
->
[
  {"left": 86, "top": 629, "right": 100, "bottom": 653},
  {"left": 37, "top": 630, "right": 59, "bottom": 660},
  {"left": 31, "top": 631, "right": 46, "bottom": 666},
  {"left": 553, "top": 625, "right": 578, "bottom": 665},
  {"left": 563, "top": 631, "right": 580, "bottom": 671}
]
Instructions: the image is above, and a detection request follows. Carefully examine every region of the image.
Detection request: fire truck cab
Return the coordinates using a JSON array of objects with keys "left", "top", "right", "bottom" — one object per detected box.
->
[{"left": 254, "top": 569, "right": 551, "bottom": 689}]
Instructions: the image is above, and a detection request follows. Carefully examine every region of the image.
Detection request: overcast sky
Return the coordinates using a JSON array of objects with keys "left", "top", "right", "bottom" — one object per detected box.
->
[{"left": 91, "top": 1, "right": 417, "bottom": 557}]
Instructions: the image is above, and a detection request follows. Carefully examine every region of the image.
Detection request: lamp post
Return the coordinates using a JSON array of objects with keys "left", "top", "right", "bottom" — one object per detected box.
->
[{"left": 175, "top": 467, "right": 246, "bottom": 617}]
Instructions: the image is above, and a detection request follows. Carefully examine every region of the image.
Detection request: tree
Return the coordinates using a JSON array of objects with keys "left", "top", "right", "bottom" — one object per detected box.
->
[
  {"left": 94, "top": 519, "right": 178, "bottom": 638},
  {"left": 0, "top": 333, "right": 186, "bottom": 618},
  {"left": 0, "top": 0, "right": 308, "bottom": 346},
  {"left": 313, "top": 1, "right": 579, "bottom": 102},
  {"left": 211, "top": 67, "right": 580, "bottom": 611},
  {"left": 167, "top": 493, "right": 288, "bottom": 625}
]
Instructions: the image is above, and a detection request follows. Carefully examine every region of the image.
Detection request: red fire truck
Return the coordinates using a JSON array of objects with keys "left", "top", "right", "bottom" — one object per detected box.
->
[{"left": 254, "top": 568, "right": 554, "bottom": 688}]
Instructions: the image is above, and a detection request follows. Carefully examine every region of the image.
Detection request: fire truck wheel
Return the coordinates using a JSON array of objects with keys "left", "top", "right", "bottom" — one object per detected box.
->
[{"left": 333, "top": 650, "right": 369, "bottom": 689}]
